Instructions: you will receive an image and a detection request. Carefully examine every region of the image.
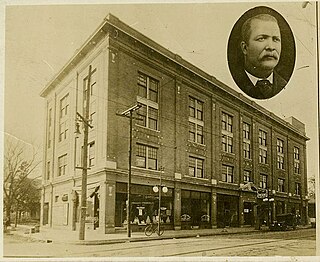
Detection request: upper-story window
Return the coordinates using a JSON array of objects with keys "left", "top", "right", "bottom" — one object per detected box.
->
[
  {"left": 222, "top": 112, "right": 233, "bottom": 153},
  {"left": 189, "top": 97, "right": 204, "bottom": 144},
  {"left": 189, "top": 97, "right": 203, "bottom": 120},
  {"left": 243, "top": 122, "right": 251, "bottom": 159},
  {"left": 59, "top": 94, "right": 69, "bottom": 142},
  {"left": 244, "top": 170, "right": 252, "bottom": 183},
  {"left": 136, "top": 144, "right": 158, "bottom": 170},
  {"left": 48, "top": 108, "right": 52, "bottom": 148},
  {"left": 258, "top": 130, "right": 267, "bottom": 164},
  {"left": 294, "top": 147, "right": 300, "bottom": 174},
  {"left": 222, "top": 164, "right": 234, "bottom": 183},
  {"left": 89, "top": 141, "right": 95, "bottom": 167},
  {"left": 83, "top": 68, "right": 97, "bottom": 104},
  {"left": 58, "top": 154, "right": 68, "bottom": 177},
  {"left": 46, "top": 161, "right": 50, "bottom": 180},
  {"left": 277, "top": 139, "right": 285, "bottom": 170},
  {"left": 277, "top": 178, "right": 285, "bottom": 192},
  {"left": 259, "top": 174, "right": 268, "bottom": 189},
  {"left": 137, "top": 72, "right": 159, "bottom": 130},
  {"left": 188, "top": 156, "right": 204, "bottom": 178}
]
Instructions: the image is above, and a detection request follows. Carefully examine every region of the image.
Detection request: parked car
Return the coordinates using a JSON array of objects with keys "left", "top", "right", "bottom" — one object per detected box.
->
[
  {"left": 310, "top": 217, "right": 316, "bottom": 228},
  {"left": 269, "top": 213, "right": 297, "bottom": 231}
]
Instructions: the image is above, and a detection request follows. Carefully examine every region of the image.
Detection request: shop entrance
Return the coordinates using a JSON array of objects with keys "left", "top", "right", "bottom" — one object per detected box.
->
[
  {"left": 217, "top": 194, "right": 239, "bottom": 228},
  {"left": 243, "top": 202, "right": 254, "bottom": 226}
]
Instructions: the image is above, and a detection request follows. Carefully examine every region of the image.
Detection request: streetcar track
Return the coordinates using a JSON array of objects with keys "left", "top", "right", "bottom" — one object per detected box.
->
[
  {"left": 166, "top": 234, "right": 315, "bottom": 257},
  {"left": 64, "top": 231, "right": 315, "bottom": 257}
]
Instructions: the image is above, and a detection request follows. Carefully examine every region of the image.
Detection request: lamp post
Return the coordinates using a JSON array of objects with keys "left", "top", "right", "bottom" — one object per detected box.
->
[
  {"left": 152, "top": 167, "right": 168, "bottom": 234},
  {"left": 262, "top": 191, "right": 274, "bottom": 226},
  {"left": 117, "top": 104, "right": 141, "bottom": 238}
]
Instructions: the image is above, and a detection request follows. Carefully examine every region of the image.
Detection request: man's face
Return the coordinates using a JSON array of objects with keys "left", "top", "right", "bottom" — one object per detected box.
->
[{"left": 241, "top": 19, "right": 281, "bottom": 77}]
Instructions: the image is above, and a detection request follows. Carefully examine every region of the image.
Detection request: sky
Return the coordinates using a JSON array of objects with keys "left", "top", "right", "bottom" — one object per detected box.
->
[{"left": 3, "top": 1, "right": 319, "bottom": 180}]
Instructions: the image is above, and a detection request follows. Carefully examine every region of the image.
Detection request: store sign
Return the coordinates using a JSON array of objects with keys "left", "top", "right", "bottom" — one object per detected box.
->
[{"left": 257, "top": 189, "right": 268, "bottom": 199}]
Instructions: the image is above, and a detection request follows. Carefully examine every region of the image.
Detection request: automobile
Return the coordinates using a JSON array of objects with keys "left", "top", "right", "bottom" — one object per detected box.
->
[
  {"left": 309, "top": 217, "right": 316, "bottom": 228},
  {"left": 269, "top": 213, "right": 297, "bottom": 231}
]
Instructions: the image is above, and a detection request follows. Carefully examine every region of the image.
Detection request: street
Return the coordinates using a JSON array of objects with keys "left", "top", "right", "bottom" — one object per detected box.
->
[{"left": 4, "top": 228, "right": 316, "bottom": 258}]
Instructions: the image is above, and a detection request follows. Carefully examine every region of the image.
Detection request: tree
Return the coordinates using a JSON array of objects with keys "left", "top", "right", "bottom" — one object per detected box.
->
[
  {"left": 3, "top": 135, "right": 41, "bottom": 224},
  {"left": 308, "top": 176, "right": 315, "bottom": 200}
]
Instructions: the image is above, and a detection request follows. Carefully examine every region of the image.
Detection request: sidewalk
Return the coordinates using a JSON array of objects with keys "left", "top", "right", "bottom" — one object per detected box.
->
[
  {"left": 7, "top": 224, "right": 312, "bottom": 246},
  {"left": 5, "top": 224, "right": 258, "bottom": 245}
]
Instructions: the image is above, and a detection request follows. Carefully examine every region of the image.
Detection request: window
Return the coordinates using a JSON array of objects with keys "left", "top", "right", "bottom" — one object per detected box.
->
[
  {"left": 295, "top": 182, "right": 301, "bottom": 195},
  {"left": 59, "top": 94, "right": 69, "bottom": 142},
  {"left": 259, "top": 130, "right": 267, "bottom": 164},
  {"left": 60, "top": 94, "right": 69, "bottom": 118},
  {"left": 55, "top": 196, "right": 59, "bottom": 202},
  {"left": 136, "top": 144, "right": 158, "bottom": 170},
  {"left": 89, "top": 141, "right": 95, "bottom": 167},
  {"left": 243, "top": 122, "right": 251, "bottom": 159},
  {"left": 277, "top": 139, "right": 285, "bottom": 169},
  {"left": 189, "top": 122, "right": 204, "bottom": 144},
  {"left": 83, "top": 68, "right": 97, "bottom": 106},
  {"left": 243, "top": 142, "right": 251, "bottom": 159},
  {"left": 277, "top": 178, "right": 285, "bottom": 192},
  {"left": 138, "top": 73, "right": 158, "bottom": 102},
  {"left": 244, "top": 170, "right": 252, "bottom": 183},
  {"left": 277, "top": 139, "right": 284, "bottom": 153},
  {"left": 188, "top": 156, "right": 204, "bottom": 178},
  {"left": 259, "top": 174, "right": 267, "bottom": 189},
  {"left": 46, "top": 161, "right": 50, "bottom": 180},
  {"left": 222, "top": 165, "right": 234, "bottom": 183},
  {"left": 58, "top": 154, "right": 68, "bottom": 177},
  {"left": 48, "top": 108, "right": 52, "bottom": 148},
  {"left": 221, "top": 112, "right": 233, "bottom": 153},
  {"left": 259, "top": 130, "right": 267, "bottom": 146},
  {"left": 222, "top": 112, "right": 232, "bottom": 132},
  {"left": 294, "top": 147, "right": 300, "bottom": 174},
  {"left": 277, "top": 155, "right": 284, "bottom": 169},
  {"left": 259, "top": 148, "right": 267, "bottom": 164},
  {"left": 243, "top": 122, "right": 250, "bottom": 139},
  {"left": 189, "top": 97, "right": 203, "bottom": 121},
  {"left": 137, "top": 72, "right": 159, "bottom": 130},
  {"left": 189, "top": 97, "right": 204, "bottom": 144}
]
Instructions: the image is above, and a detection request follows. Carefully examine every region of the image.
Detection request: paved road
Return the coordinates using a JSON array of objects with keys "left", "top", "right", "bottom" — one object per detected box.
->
[{"left": 4, "top": 228, "right": 316, "bottom": 258}]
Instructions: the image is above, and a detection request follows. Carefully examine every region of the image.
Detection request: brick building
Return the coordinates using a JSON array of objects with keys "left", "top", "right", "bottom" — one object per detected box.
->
[{"left": 40, "top": 14, "right": 309, "bottom": 233}]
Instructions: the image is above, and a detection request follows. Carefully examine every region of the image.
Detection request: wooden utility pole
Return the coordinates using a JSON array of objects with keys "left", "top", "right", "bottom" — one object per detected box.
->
[{"left": 78, "top": 65, "right": 93, "bottom": 241}]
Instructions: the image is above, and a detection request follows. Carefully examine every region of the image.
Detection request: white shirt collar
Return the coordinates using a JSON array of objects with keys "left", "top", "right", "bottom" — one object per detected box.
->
[{"left": 245, "top": 71, "right": 273, "bottom": 86}]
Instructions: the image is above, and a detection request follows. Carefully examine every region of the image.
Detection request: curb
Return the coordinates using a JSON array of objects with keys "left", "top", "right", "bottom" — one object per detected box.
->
[{"left": 10, "top": 226, "right": 313, "bottom": 246}]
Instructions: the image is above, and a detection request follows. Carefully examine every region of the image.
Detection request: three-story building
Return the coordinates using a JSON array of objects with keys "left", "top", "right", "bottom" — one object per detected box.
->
[{"left": 40, "top": 14, "right": 309, "bottom": 233}]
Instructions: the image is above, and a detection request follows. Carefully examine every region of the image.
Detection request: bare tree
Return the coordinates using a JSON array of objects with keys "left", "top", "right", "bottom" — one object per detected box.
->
[
  {"left": 3, "top": 135, "right": 41, "bottom": 224},
  {"left": 308, "top": 176, "right": 315, "bottom": 200}
]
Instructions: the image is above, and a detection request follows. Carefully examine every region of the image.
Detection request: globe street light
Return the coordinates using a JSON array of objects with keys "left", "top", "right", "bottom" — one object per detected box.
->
[{"left": 152, "top": 167, "right": 167, "bottom": 234}]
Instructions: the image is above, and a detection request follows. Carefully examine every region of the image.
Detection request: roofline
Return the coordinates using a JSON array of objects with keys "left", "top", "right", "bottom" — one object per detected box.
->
[{"left": 40, "top": 13, "right": 309, "bottom": 141}]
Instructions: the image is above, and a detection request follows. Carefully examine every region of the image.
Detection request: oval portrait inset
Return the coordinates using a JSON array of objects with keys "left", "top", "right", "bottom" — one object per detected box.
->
[{"left": 227, "top": 6, "right": 296, "bottom": 99}]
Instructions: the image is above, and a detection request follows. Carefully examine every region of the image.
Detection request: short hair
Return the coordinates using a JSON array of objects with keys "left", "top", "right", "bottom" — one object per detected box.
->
[{"left": 241, "top": 14, "right": 279, "bottom": 43}]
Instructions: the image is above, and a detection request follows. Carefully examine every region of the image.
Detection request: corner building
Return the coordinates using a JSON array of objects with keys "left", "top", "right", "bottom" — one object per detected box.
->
[{"left": 40, "top": 14, "right": 309, "bottom": 233}]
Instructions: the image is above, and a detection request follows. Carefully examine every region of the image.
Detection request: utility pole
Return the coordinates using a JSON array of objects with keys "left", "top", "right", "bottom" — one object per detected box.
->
[
  {"left": 78, "top": 65, "right": 93, "bottom": 241},
  {"left": 117, "top": 104, "right": 141, "bottom": 237}
]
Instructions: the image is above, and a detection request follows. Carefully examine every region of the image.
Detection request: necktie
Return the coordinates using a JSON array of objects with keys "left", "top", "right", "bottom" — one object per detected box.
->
[{"left": 255, "top": 80, "right": 273, "bottom": 98}]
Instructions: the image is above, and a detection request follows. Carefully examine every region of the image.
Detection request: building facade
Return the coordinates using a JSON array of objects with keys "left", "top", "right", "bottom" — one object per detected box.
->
[{"left": 40, "top": 14, "right": 309, "bottom": 233}]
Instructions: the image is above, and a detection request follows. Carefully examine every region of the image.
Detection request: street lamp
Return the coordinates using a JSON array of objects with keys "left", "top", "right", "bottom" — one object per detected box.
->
[
  {"left": 152, "top": 167, "right": 167, "bottom": 234},
  {"left": 263, "top": 195, "right": 274, "bottom": 226},
  {"left": 117, "top": 104, "right": 141, "bottom": 238}
]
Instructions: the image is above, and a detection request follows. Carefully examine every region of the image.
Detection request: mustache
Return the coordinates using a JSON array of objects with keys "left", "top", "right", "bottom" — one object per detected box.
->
[{"left": 261, "top": 52, "right": 279, "bottom": 60}]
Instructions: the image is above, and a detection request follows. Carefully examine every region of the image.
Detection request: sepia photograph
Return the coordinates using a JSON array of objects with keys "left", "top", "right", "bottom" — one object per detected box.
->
[{"left": 2, "top": 0, "right": 319, "bottom": 260}]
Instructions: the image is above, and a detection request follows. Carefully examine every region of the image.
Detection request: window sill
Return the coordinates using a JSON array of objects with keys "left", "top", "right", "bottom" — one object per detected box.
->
[
  {"left": 135, "top": 124, "right": 160, "bottom": 133},
  {"left": 188, "top": 140, "right": 206, "bottom": 147}
]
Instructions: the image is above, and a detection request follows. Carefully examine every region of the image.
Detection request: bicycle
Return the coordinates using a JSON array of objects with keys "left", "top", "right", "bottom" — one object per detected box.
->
[{"left": 144, "top": 223, "right": 164, "bottom": 236}]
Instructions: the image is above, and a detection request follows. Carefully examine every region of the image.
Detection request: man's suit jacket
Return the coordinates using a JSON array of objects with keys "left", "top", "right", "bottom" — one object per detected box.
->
[{"left": 234, "top": 69, "right": 288, "bottom": 99}]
